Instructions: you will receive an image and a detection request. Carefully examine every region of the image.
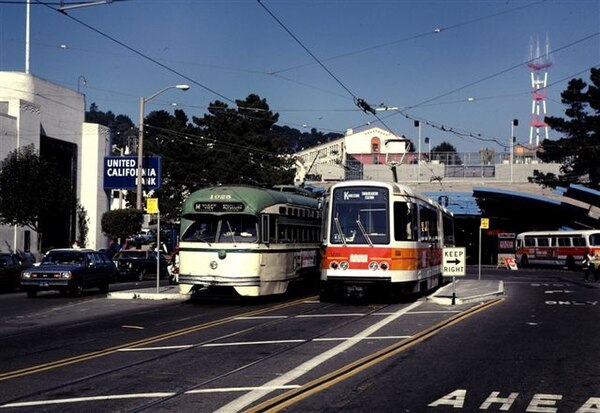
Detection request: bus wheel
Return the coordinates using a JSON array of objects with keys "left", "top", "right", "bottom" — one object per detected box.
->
[{"left": 520, "top": 255, "right": 529, "bottom": 268}]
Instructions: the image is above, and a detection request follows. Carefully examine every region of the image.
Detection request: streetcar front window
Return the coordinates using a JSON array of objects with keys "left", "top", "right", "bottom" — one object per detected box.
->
[
  {"left": 217, "top": 215, "right": 258, "bottom": 243},
  {"left": 330, "top": 187, "right": 389, "bottom": 245},
  {"left": 182, "top": 215, "right": 258, "bottom": 243},
  {"left": 181, "top": 216, "right": 219, "bottom": 243}
]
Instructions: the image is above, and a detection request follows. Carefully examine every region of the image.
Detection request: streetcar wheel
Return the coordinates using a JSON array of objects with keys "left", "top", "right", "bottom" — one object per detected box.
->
[{"left": 520, "top": 255, "right": 529, "bottom": 268}]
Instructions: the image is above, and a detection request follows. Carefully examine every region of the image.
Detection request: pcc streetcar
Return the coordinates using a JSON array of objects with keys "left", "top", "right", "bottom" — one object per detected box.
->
[
  {"left": 177, "top": 185, "right": 322, "bottom": 297},
  {"left": 320, "top": 180, "right": 454, "bottom": 300}
]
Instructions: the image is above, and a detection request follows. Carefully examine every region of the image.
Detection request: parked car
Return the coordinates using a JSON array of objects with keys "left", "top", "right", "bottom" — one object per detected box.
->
[
  {"left": 0, "top": 253, "right": 29, "bottom": 291},
  {"left": 20, "top": 249, "right": 116, "bottom": 298},
  {"left": 112, "top": 249, "right": 168, "bottom": 281}
]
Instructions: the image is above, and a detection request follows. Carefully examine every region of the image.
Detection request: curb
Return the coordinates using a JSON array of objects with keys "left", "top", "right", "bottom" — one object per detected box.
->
[
  {"left": 107, "top": 289, "right": 190, "bottom": 301},
  {"left": 427, "top": 280, "right": 504, "bottom": 305}
]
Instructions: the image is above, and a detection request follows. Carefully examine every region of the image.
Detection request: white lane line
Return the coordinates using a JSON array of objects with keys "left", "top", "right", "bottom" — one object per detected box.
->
[
  {"left": 214, "top": 300, "right": 423, "bottom": 413},
  {"left": 0, "top": 393, "right": 175, "bottom": 408},
  {"left": 295, "top": 313, "right": 366, "bottom": 318},
  {"left": 186, "top": 385, "right": 300, "bottom": 394},
  {"left": 119, "top": 336, "right": 412, "bottom": 352},
  {"left": 118, "top": 345, "right": 194, "bottom": 352},
  {"left": 202, "top": 340, "right": 305, "bottom": 347},
  {"left": 234, "top": 316, "right": 288, "bottom": 320},
  {"left": 313, "top": 336, "right": 411, "bottom": 341}
]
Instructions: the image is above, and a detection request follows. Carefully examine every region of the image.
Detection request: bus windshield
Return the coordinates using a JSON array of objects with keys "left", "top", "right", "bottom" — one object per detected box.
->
[
  {"left": 182, "top": 215, "right": 258, "bottom": 243},
  {"left": 330, "top": 187, "right": 389, "bottom": 245}
]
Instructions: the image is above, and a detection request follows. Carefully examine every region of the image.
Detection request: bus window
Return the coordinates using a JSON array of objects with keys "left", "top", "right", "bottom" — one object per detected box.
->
[{"left": 589, "top": 233, "right": 600, "bottom": 246}]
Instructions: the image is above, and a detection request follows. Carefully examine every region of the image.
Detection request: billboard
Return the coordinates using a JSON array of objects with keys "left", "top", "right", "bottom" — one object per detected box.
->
[{"left": 103, "top": 156, "right": 161, "bottom": 190}]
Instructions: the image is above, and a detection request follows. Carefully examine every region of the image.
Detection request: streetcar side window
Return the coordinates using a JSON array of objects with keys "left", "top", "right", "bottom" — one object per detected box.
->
[
  {"left": 557, "top": 237, "right": 570, "bottom": 247},
  {"left": 524, "top": 237, "right": 536, "bottom": 247},
  {"left": 394, "top": 201, "right": 416, "bottom": 241},
  {"left": 419, "top": 205, "right": 438, "bottom": 242},
  {"left": 537, "top": 238, "right": 549, "bottom": 247},
  {"left": 573, "top": 236, "right": 586, "bottom": 247}
]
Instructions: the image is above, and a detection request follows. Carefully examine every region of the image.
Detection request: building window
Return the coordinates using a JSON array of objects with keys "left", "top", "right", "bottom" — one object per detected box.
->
[{"left": 371, "top": 137, "right": 380, "bottom": 153}]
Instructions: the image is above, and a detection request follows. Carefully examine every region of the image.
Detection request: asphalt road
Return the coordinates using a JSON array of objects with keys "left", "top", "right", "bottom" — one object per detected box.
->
[{"left": 0, "top": 268, "right": 597, "bottom": 412}]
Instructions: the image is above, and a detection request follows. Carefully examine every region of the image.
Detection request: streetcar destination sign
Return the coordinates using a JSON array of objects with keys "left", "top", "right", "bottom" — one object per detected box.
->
[
  {"left": 194, "top": 202, "right": 245, "bottom": 213},
  {"left": 442, "top": 247, "right": 466, "bottom": 276}
]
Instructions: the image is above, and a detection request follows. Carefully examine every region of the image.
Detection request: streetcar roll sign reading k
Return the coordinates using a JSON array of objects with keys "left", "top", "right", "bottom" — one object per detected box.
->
[{"left": 443, "top": 247, "right": 466, "bottom": 276}]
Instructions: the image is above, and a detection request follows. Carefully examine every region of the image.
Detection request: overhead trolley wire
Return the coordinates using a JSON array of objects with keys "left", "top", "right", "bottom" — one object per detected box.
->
[{"left": 34, "top": 0, "right": 237, "bottom": 105}]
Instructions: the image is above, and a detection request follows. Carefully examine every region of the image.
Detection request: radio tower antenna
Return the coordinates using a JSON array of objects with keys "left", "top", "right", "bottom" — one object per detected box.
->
[{"left": 527, "top": 34, "right": 553, "bottom": 147}]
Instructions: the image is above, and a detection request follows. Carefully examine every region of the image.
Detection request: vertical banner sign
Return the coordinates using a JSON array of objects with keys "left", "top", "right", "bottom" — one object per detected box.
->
[
  {"left": 478, "top": 218, "right": 489, "bottom": 280},
  {"left": 145, "top": 198, "right": 161, "bottom": 293},
  {"left": 146, "top": 198, "right": 159, "bottom": 214}
]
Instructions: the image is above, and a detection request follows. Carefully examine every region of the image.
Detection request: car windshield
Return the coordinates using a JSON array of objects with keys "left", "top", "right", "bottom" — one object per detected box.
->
[{"left": 41, "top": 252, "right": 86, "bottom": 266}]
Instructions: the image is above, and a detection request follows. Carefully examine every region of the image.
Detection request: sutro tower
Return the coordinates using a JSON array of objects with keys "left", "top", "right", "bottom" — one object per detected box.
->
[{"left": 527, "top": 34, "right": 553, "bottom": 146}]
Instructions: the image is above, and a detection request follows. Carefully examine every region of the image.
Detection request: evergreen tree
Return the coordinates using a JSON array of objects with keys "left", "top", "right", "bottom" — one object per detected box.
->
[{"left": 531, "top": 68, "right": 600, "bottom": 188}]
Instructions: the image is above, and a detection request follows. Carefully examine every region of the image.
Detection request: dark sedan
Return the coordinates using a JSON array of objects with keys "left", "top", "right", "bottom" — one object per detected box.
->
[
  {"left": 112, "top": 249, "right": 168, "bottom": 281},
  {"left": 0, "top": 253, "right": 28, "bottom": 291},
  {"left": 20, "top": 249, "right": 116, "bottom": 298}
]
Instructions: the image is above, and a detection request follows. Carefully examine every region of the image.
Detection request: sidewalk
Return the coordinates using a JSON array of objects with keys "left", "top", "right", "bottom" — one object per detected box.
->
[
  {"left": 427, "top": 279, "right": 504, "bottom": 305},
  {"left": 107, "top": 285, "right": 190, "bottom": 301}
]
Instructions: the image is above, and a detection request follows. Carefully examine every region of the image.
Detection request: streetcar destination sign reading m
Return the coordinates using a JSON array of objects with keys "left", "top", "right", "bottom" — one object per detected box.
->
[{"left": 443, "top": 247, "right": 466, "bottom": 276}]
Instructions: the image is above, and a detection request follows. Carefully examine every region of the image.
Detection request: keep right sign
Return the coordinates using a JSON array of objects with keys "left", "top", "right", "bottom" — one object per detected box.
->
[{"left": 443, "top": 247, "right": 466, "bottom": 276}]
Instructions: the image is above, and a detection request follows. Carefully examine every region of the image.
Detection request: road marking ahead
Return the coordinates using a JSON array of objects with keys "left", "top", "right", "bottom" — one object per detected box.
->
[{"left": 428, "top": 389, "right": 600, "bottom": 412}]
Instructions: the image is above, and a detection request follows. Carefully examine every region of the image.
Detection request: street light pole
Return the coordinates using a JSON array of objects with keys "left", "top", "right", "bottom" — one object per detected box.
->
[
  {"left": 510, "top": 119, "right": 518, "bottom": 183},
  {"left": 136, "top": 84, "right": 190, "bottom": 210}
]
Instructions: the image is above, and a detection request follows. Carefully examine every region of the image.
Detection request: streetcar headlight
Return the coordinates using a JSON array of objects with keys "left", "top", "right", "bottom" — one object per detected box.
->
[
  {"left": 368, "top": 261, "right": 379, "bottom": 271},
  {"left": 210, "top": 261, "right": 218, "bottom": 270},
  {"left": 21, "top": 271, "right": 31, "bottom": 279},
  {"left": 380, "top": 262, "right": 389, "bottom": 271},
  {"left": 339, "top": 261, "right": 349, "bottom": 270},
  {"left": 61, "top": 271, "right": 72, "bottom": 279},
  {"left": 330, "top": 261, "right": 339, "bottom": 270}
]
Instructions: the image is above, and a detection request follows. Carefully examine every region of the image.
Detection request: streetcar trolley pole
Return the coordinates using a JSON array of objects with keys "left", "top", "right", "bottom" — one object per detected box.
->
[{"left": 442, "top": 247, "right": 466, "bottom": 305}]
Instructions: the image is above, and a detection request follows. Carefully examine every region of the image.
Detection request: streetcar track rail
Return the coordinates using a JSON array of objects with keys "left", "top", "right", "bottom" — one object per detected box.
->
[
  {"left": 244, "top": 297, "right": 504, "bottom": 413},
  {"left": 127, "top": 302, "right": 394, "bottom": 412},
  {"left": 0, "top": 295, "right": 317, "bottom": 384},
  {"left": 0, "top": 295, "right": 343, "bottom": 407}
]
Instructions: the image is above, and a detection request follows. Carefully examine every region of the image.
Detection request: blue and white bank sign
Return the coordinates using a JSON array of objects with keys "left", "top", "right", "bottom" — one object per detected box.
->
[{"left": 103, "top": 156, "right": 161, "bottom": 190}]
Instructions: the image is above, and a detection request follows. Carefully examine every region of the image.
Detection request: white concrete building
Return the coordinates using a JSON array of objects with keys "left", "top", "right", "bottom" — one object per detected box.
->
[
  {"left": 294, "top": 127, "right": 410, "bottom": 184},
  {"left": 0, "top": 72, "right": 110, "bottom": 257}
]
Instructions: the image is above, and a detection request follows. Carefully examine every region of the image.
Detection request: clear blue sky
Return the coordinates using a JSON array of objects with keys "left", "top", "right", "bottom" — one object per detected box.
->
[{"left": 0, "top": 0, "right": 598, "bottom": 153}]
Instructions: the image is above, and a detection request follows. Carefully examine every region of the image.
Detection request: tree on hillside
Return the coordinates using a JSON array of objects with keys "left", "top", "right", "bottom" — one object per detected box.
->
[
  {"left": 191, "top": 94, "right": 295, "bottom": 186},
  {"left": 101, "top": 208, "right": 143, "bottom": 244},
  {"left": 86, "top": 103, "right": 136, "bottom": 149},
  {"left": 0, "top": 145, "right": 75, "bottom": 251},
  {"left": 531, "top": 68, "right": 600, "bottom": 189},
  {"left": 431, "top": 141, "right": 462, "bottom": 165}
]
